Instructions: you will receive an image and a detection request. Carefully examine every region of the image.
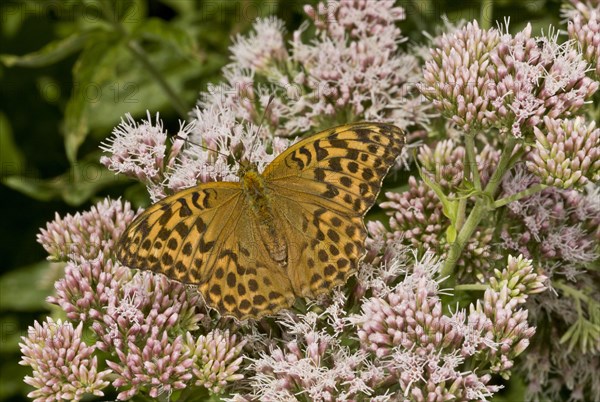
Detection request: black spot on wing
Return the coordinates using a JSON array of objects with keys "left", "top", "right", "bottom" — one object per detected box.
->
[
  {"left": 158, "top": 208, "right": 173, "bottom": 225},
  {"left": 353, "top": 128, "right": 371, "bottom": 137},
  {"left": 314, "top": 167, "right": 326, "bottom": 181},
  {"left": 198, "top": 237, "right": 215, "bottom": 253},
  {"left": 174, "top": 221, "right": 188, "bottom": 237},
  {"left": 328, "top": 157, "right": 343, "bottom": 171},
  {"left": 314, "top": 140, "right": 329, "bottom": 161},
  {"left": 202, "top": 190, "right": 211, "bottom": 208},
  {"left": 299, "top": 146, "right": 312, "bottom": 166},
  {"left": 322, "top": 184, "right": 339, "bottom": 198},
  {"left": 177, "top": 198, "right": 192, "bottom": 217},
  {"left": 158, "top": 228, "right": 170, "bottom": 240},
  {"left": 191, "top": 192, "right": 202, "bottom": 209},
  {"left": 290, "top": 150, "right": 305, "bottom": 169}
]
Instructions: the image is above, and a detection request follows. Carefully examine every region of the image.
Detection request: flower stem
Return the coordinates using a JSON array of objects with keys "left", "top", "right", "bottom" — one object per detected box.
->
[
  {"left": 441, "top": 137, "right": 518, "bottom": 280},
  {"left": 456, "top": 196, "right": 467, "bottom": 231},
  {"left": 455, "top": 283, "right": 488, "bottom": 291},
  {"left": 100, "top": 2, "right": 188, "bottom": 118},
  {"left": 126, "top": 40, "right": 189, "bottom": 118},
  {"left": 493, "top": 183, "right": 548, "bottom": 208},
  {"left": 440, "top": 199, "right": 486, "bottom": 280},
  {"left": 465, "top": 133, "right": 482, "bottom": 191},
  {"left": 484, "top": 137, "right": 517, "bottom": 196}
]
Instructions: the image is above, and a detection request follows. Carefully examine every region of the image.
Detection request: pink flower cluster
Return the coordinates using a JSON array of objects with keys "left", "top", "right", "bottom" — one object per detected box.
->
[
  {"left": 193, "top": 0, "right": 428, "bottom": 141},
  {"left": 230, "top": 251, "right": 546, "bottom": 402},
  {"left": 566, "top": 0, "right": 600, "bottom": 75},
  {"left": 37, "top": 198, "right": 137, "bottom": 262},
  {"left": 501, "top": 165, "right": 600, "bottom": 264},
  {"left": 19, "top": 318, "right": 111, "bottom": 401},
  {"left": 29, "top": 199, "right": 248, "bottom": 400},
  {"left": 528, "top": 116, "right": 600, "bottom": 189},
  {"left": 421, "top": 20, "right": 598, "bottom": 137}
]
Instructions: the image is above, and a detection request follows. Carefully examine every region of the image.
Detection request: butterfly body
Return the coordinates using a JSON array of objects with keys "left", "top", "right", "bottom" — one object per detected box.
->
[
  {"left": 117, "top": 123, "right": 404, "bottom": 319},
  {"left": 238, "top": 164, "right": 288, "bottom": 265},
  {"left": 240, "top": 166, "right": 271, "bottom": 217}
]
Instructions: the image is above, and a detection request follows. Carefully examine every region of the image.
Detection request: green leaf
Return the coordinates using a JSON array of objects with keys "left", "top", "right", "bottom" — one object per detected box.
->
[
  {"left": 0, "top": 32, "right": 89, "bottom": 68},
  {"left": 84, "top": 40, "right": 225, "bottom": 135},
  {"left": 415, "top": 161, "right": 460, "bottom": 244},
  {"left": 0, "top": 261, "right": 53, "bottom": 312},
  {"left": 1, "top": 3, "right": 25, "bottom": 36},
  {"left": 559, "top": 319, "right": 582, "bottom": 353},
  {"left": 133, "top": 18, "right": 197, "bottom": 58},
  {"left": 0, "top": 315, "right": 23, "bottom": 354},
  {"left": 64, "top": 33, "right": 122, "bottom": 162},
  {"left": 64, "top": 96, "right": 89, "bottom": 164},
  {"left": 445, "top": 225, "right": 457, "bottom": 243},
  {"left": 117, "top": 0, "right": 148, "bottom": 30},
  {"left": 417, "top": 163, "right": 458, "bottom": 224},
  {"left": 0, "top": 113, "right": 24, "bottom": 177},
  {"left": 2, "top": 162, "right": 126, "bottom": 206},
  {"left": 2, "top": 175, "right": 64, "bottom": 202},
  {"left": 0, "top": 357, "right": 31, "bottom": 400}
]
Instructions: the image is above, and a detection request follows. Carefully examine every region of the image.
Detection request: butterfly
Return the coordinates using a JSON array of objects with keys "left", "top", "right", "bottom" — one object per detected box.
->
[{"left": 116, "top": 122, "right": 404, "bottom": 319}]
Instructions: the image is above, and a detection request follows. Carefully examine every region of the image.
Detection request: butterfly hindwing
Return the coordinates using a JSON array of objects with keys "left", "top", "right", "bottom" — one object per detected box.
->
[
  {"left": 117, "top": 181, "right": 295, "bottom": 319},
  {"left": 197, "top": 212, "right": 295, "bottom": 319},
  {"left": 270, "top": 200, "right": 365, "bottom": 298}
]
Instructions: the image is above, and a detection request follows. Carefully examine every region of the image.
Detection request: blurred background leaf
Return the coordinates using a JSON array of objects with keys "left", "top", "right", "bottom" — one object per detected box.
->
[{"left": 0, "top": 1, "right": 287, "bottom": 400}]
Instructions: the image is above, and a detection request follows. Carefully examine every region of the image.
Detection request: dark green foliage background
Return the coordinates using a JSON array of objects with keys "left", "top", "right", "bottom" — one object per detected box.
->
[{"left": 0, "top": 0, "right": 562, "bottom": 400}]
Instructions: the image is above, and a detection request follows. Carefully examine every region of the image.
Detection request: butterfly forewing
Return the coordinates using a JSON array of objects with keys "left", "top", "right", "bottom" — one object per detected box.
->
[
  {"left": 116, "top": 122, "right": 404, "bottom": 319},
  {"left": 264, "top": 123, "right": 404, "bottom": 297},
  {"left": 116, "top": 183, "right": 243, "bottom": 284},
  {"left": 117, "top": 182, "right": 295, "bottom": 319}
]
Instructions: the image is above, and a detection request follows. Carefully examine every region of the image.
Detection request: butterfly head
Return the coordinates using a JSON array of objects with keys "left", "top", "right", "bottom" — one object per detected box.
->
[{"left": 237, "top": 158, "right": 260, "bottom": 178}]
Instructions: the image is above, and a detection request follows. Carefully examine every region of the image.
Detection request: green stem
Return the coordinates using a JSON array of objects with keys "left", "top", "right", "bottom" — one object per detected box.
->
[
  {"left": 455, "top": 283, "right": 488, "bottom": 291},
  {"left": 456, "top": 196, "right": 467, "bottom": 231},
  {"left": 440, "top": 199, "right": 486, "bottom": 280},
  {"left": 493, "top": 183, "right": 547, "bottom": 208},
  {"left": 480, "top": 0, "right": 494, "bottom": 29},
  {"left": 465, "top": 133, "right": 482, "bottom": 191},
  {"left": 484, "top": 137, "right": 517, "bottom": 196},
  {"left": 100, "top": 2, "right": 188, "bottom": 118},
  {"left": 507, "top": 144, "right": 525, "bottom": 170},
  {"left": 440, "top": 137, "right": 518, "bottom": 280},
  {"left": 126, "top": 41, "right": 188, "bottom": 117},
  {"left": 554, "top": 280, "right": 598, "bottom": 306}
]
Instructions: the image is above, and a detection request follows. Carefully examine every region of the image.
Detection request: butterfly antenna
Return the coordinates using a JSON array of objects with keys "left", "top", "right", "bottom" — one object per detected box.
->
[
  {"left": 172, "top": 126, "right": 231, "bottom": 160},
  {"left": 247, "top": 95, "right": 275, "bottom": 159},
  {"left": 258, "top": 95, "right": 275, "bottom": 131},
  {"left": 172, "top": 96, "right": 274, "bottom": 166}
]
